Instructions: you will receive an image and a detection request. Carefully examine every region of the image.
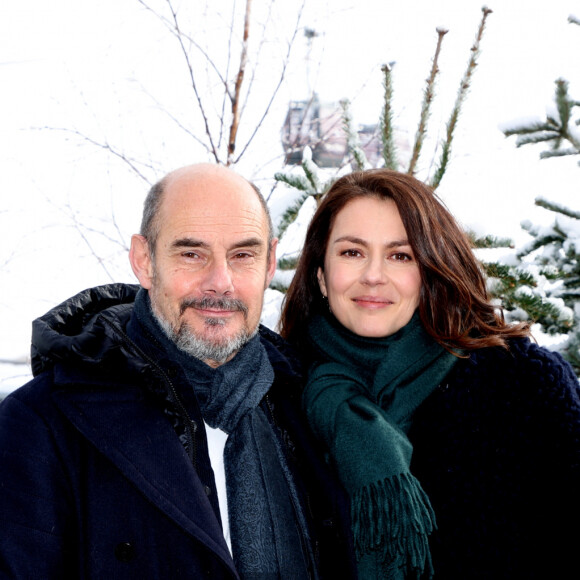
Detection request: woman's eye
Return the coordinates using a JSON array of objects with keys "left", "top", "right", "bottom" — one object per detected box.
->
[
  {"left": 341, "top": 249, "right": 362, "bottom": 257},
  {"left": 391, "top": 252, "right": 412, "bottom": 262}
]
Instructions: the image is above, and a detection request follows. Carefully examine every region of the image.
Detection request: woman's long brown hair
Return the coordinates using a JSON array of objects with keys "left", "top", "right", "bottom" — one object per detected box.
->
[{"left": 279, "top": 169, "right": 529, "bottom": 352}]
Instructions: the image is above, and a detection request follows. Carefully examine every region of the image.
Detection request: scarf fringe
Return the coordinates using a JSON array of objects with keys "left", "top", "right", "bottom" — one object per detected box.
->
[{"left": 351, "top": 472, "right": 436, "bottom": 577}]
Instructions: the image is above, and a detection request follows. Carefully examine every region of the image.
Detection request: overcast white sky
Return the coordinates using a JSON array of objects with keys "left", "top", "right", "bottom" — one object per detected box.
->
[{"left": 1, "top": 0, "right": 579, "bottom": 388}]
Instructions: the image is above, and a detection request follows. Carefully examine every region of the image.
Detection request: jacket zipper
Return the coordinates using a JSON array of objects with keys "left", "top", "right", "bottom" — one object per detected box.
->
[
  {"left": 103, "top": 318, "right": 198, "bottom": 469},
  {"left": 165, "top": 375, "right": 198, "bottom": 469}
]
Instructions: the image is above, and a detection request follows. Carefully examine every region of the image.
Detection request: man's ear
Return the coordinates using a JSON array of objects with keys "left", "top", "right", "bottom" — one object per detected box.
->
[
  {"left": 129, "top": 234, "right": 154, "bottom": 290},
  {"left": 317, "top": 267, "right": 327, "bottom": 297},
  {"left": 265, "top": 238, "right": 278, "bottom": 288}
]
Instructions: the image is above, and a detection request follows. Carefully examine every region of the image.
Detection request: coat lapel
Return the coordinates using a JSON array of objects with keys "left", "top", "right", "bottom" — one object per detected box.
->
[{"left": 52, "top": 385, "right": 236, "bottom": 574}]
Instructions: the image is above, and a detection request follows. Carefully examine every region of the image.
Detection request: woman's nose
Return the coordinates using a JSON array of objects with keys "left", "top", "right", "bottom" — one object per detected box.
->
[{"left": 361, "top": 256, "right": 387, "bottom": 285}]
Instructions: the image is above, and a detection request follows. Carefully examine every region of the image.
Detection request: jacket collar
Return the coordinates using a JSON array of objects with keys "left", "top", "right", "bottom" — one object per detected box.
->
[{"left": 51, "top": 381, "right": 237, "bottom": 576}]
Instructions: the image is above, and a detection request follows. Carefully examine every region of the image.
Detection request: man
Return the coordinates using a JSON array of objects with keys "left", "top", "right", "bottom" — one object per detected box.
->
[{"left": 0, "top": 164, "right": 355, "bottom": 578}]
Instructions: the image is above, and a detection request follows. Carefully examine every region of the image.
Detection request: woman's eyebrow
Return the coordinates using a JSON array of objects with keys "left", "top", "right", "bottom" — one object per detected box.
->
[{"left": 332, "top": 235, "right": 410, "bottom": 248}]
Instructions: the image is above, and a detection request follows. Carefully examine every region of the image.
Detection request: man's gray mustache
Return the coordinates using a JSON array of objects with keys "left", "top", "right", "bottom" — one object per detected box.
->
[{"left": 180, "top": 296, "right": 248, "bottom": 316}]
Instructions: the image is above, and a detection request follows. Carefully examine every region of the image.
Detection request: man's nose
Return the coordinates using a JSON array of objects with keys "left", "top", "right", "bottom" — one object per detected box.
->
[{"left": 201, "top": 258, "right": 234, "bottom": 295}]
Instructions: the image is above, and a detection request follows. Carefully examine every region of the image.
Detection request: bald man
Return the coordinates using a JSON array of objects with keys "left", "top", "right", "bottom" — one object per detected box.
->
[{"left": 0, "top": 165, "right": 355, "bottom": 579}]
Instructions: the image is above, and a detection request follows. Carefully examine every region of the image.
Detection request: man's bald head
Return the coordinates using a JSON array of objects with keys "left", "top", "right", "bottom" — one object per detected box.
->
[{"left": 140, "top": 163, "right": 273, "bottom": 258}]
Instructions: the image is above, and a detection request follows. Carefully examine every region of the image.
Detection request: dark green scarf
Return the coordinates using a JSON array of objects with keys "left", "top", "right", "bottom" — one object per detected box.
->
[{"left": 303, "top": 313, "right": 457, "bottom": 579}]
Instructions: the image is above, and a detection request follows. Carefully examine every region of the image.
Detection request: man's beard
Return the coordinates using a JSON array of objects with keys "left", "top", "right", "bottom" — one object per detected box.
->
[{"left": 152, "top": 295, "right": 257, "bottom": 365}]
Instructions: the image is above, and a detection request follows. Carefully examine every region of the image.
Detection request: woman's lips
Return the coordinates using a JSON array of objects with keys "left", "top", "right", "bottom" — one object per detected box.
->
[{"left": 352, "top": 296, "right": 393, "bottom": 308}]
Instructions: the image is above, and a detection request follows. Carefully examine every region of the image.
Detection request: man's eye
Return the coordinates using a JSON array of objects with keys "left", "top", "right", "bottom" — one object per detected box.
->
[{"left": 182, "top": 252, "right": 200, "bottom": 259}]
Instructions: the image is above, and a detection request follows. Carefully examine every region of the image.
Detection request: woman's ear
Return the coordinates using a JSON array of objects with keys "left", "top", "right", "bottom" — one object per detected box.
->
[
  {"left": 317, "top": 267, "right": 327, "bottom": 298},
  {"left": 129, "top": 234, "right": 154, "bottom": 290}
]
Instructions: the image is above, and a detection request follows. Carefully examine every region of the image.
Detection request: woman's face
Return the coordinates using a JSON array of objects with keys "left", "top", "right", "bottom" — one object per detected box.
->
[{"left": 317, "top": 196, "right": 421, "bottom": 337}]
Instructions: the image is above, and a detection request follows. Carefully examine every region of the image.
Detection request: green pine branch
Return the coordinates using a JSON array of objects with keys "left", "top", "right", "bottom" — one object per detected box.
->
[
  {"left": 471, "top": 234, "right": 514, "bottom": 249},
  {"left": 381, "top": 63, "right": 399, "bottom": 170},
  {"left": 275, "top": 191, "right": 309, "bottom": 239},
  {"left": 484, "top": 259, "right": 567, "bottom": 328},
  {"left": 341, "top": 99, "right": 368, "bottom": 171},
  {"left": 484, "top": 261, "right": 537, "bottom": 288},
  {"left": 431, "top": 6, "right": 493, "bottom": 189},
  {"left": 540, "top": 147, "right": 579, "bottom": 160},
  {"left": 517, "top": 233, "right": 566, "bottom": 259},
  {"left": 408, "top": 27, "right": 448, "bottom": 175},
  {"left": 535, "top": 197, "right": 580, "bottom": 219},
  {"left": 515, "top": 132, "right": 561, "bottom": 147},
  {"left": 556, "top": 78, "right": 572, "bottom": 136},
  {"left": 301, "top": 152, "right": 322, "bottom": 193},
  {"left": 273, "top": 172, "right": 312, "bottom": 192},
  {"left": 277, "top": 256, "right": 299, "bottom": 270},
  {"left": 504, "top": 78, "right": 580, "bottom": 156},
  {"left": 562, "top": 332, "right": 580, "bottom": 375},
  {"left": 503, "top": 121, "right": 559, "bottom": 137}
]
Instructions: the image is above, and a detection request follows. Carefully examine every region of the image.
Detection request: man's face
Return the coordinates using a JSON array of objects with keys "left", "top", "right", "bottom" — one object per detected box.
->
[{"left": 131, "top": 166, "right": 277, "bottom": 367}]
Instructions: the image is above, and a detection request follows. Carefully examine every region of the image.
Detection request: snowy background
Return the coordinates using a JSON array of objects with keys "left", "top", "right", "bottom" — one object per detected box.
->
[{"left": 1, "top": 0, "right": 578, "bottom": 396}]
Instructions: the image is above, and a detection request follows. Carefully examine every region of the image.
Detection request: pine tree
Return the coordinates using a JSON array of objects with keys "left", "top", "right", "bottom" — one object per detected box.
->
[{"left": 495, "top": 15, "right": 580, "bottom": 373}]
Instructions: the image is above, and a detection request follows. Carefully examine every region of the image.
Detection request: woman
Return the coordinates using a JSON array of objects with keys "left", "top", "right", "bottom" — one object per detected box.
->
[{"left": 280, "top": 169, "right": 580, "bottom": 579}]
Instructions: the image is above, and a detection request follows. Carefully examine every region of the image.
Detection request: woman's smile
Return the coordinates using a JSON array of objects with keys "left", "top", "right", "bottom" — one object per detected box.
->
[{"left": 352, "top": 295, "right": 393, "bottom": 308}]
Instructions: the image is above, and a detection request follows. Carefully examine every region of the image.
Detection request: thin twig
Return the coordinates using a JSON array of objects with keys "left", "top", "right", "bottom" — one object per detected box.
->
[
  {"left": 137, "top": 0, "right": 230, "bottom": 96},
  {"left": 165, "top": 0, "right": 220, "bottom": 162},
  {"left": 38, "top": 127, "right": 154, "bottom": 183},
  {"left": 131, "top": 79, "right": 213, "bottom": 154}
]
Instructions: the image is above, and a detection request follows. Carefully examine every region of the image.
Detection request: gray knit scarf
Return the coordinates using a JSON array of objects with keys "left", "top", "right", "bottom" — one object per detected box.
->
[{"left": 135, "top": 291, "right": 315, "bottom": 579}]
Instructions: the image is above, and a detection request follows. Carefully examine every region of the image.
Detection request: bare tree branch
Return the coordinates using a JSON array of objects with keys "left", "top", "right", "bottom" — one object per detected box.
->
[
  {"left": 164, "top": 0, "right": 221, "bottom": 162},
  {"left": 63, "top": 204, "right": 117, "bottom": 282},
  {"left": 217, "top": 1, "right": 238, "bottom": 150},
  {"left": 227, "top": 0, "right": 252, "bottom": 164},
  {"left": 132, "top": 79, "right": 214, "bottom": 154},
  {"left": 58, "top": 1, "right": 308, "bottom": 169},
  {"left": 37, "top": 127, "right": 155, "bottom": 183},
  {"left": 239, "top": 0, "right": 276, "bottom": 119},
  {"left": 234, "top": 0, "right": 306, "bottom": 163},
  {"left": 136, "top": 0, "right": 230, "bottom": 97}
]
